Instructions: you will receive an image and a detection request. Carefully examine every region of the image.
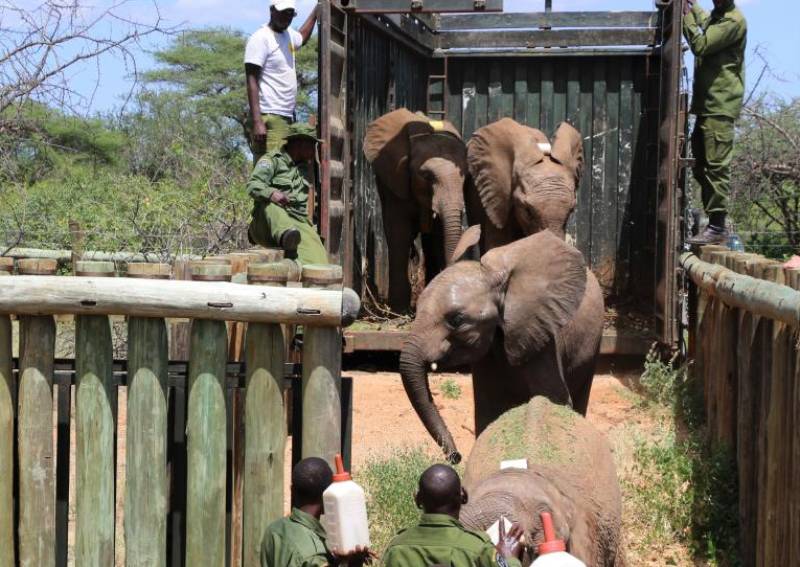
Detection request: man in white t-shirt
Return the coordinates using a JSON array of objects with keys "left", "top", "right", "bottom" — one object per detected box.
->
[{"left": 245, "top": 0, "right": 318, "bottom": 163}]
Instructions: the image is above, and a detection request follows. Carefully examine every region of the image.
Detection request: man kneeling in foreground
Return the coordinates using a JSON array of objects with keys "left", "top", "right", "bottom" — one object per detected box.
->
[
  {"left": 382, "top": 464, "right": 524, "bottom": 567},
  {"left": 261, "top": 457, "right": 370, "bottom": 567}
]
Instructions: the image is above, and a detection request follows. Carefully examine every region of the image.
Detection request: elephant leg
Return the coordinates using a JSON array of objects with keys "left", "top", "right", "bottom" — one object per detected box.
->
[
  {"left": 421, "top": 230, "right": 444, "bottom": 284},
  {"left": 471, "top": 352, "right": 530, "bottom": 436},
  {"left": 522, "top": 339, "right": 574, "bottom": 410},
  {"left": 379, "top": 183, "right": 417, "bottom": 313},
  {"left": 567, "top": 359, "right": 596, "bottom": 415}
]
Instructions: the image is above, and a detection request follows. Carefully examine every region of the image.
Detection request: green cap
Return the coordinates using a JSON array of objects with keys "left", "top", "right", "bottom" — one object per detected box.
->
[{"left": 286, "top": 122, "right": 322, "bottom": 143}]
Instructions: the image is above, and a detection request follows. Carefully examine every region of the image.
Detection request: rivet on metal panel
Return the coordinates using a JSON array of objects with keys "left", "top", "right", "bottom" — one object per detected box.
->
[{"left": 410, "top": 0, "right": 422, "bottom": 11}]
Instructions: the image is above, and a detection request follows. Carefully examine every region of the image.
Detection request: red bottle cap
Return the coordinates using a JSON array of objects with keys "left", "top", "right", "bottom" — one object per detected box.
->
[
  {"left": 537, "top": 512, "right": 566, "bottom": 555},
  {"left": 332, "top": 454, "right": 351, "bottom": 482}
]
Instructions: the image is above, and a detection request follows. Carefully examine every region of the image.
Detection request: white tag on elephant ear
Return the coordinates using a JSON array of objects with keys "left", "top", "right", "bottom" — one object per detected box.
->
[
  {"left": 537, "top": 142, "right": 552, "bottom": 155},
  {"left": 500, "top": 459, "right": 528, "bottom": 470},
  {"left": 429, "top": 120, "right": 446, "bottom": 132}
]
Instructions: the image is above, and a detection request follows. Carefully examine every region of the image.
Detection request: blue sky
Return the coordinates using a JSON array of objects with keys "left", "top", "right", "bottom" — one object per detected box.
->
[{"left": 57, "top": 0, "right": 800, "bottom": 113}]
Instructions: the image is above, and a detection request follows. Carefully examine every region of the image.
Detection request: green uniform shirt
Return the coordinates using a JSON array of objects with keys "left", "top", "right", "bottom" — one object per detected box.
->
[
  {"left": 382, "top": 514, "right": 522, "bottom": 567},
  {"left": 683, "top": 0, "right": 747, "bottom": 119},
  {"left": 248, "top": 150, "right": 311, "bottom": 222},
  {"left": 260, "top": 508, "right": 332, "bottom": 567}
]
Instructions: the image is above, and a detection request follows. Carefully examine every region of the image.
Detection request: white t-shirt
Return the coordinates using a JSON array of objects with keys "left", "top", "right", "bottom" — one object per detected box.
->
[{"left": 244, "top": 25, "right": 303, "bottom": 117}]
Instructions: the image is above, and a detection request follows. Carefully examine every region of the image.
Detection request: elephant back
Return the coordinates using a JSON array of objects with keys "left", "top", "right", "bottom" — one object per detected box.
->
[{"left": 463, "top": 397, "right": 617, "bottom": 502}]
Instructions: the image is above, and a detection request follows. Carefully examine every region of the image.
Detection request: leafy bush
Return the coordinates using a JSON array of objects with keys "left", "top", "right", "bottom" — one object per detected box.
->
[{"left": 438, "top": 378, "right": 462, "bottom": 400}]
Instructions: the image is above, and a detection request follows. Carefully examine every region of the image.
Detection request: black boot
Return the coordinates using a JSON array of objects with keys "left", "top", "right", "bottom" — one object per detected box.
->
[
  {"left": 686, "top": 224, "right": 729, "bottom": 246},
  {"left": 279, "top": 227, "right": 301, "bottom": 254}
]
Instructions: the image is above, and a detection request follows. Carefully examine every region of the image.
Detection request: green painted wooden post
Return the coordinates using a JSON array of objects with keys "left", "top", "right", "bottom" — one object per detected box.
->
[
  {"left": 242, "top": 262, "right": 289, "bottom": 567},
  {"left": 74, "top": 260, "right": 116, "bottom": 565},
  {"left": 0, "top": 259, "right": 14, "bottom": 567},
  {"left": 125, "top": 262, "right": 171, "bottom": 567},
  {"left": 301, "top": 265, "right": 343, "bottom": 466},
  {"left": 186, "top": 262, "right": 230, "bottom": 566},
  {"left": 17, "top": 258, "right": 58, "bottom": 567}
]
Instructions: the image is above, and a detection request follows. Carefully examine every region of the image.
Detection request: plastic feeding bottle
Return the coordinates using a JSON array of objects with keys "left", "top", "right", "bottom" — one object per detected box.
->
[
  {"left": 531, "top": 512, "right": 586, "bottom": 567},
  {"left": 321, "top": 454, "right": 370, "bottom": 555}
]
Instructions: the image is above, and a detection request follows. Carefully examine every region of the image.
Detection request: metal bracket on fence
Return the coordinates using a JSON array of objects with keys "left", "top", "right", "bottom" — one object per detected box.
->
[
  {"left": 411, "top": 0, "right": 423, "bottom": 10},
  {"left": 474, "top": 0, "right": 486, "bottom": 9}
]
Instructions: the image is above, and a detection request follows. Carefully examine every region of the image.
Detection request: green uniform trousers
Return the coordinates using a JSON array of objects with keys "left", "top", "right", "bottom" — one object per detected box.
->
[
  {"left": 253, "top": 113, "right": 293, "bottom": 165},
  {"left": 249, "top": 202, "right": 329, "bottom": 265},
  {"left": 691, "top": 115, "right": 734, "bottom": 216}
]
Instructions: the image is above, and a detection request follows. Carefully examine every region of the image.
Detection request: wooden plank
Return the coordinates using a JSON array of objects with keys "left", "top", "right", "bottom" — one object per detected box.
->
[
  {"left": 242, "top": 321, "right": 286, "bottom": 567},
  {"left": 185, "top": 319, "right": 228, "bottom": 566},
  {"left": 439, "top": 29, "right": 658, "bottom": 50},
  {"left": 17, "top": 315, "right": 56, "bottom": 567},
  {"left": 526, "top": 61, "right": 541, "bottom": 130},
  {"left": 487, "top": 62, "right": 503, "bottom": 123},
  {"left": 0, "top": 307, "right": 12, "bottom": 567},
  {"left": 616, "top": 58, "right": 634, "bottom": 296},
  {"left": 446, "top": 62, "right": 462, "bottom": 133},
  {"left": 513, "top": 61, "right": 528, "bottom": 124},
  {"left": 475, "top": 65, "right": 489, "bottom": 129},
  {"left": 604, "top": 61, "right": 620, "bottom": 289},
  {"left": 55, "top": 380, "right": 71, "bottom": 567},
  {"left": 589, "top": 58, "right": 609, "bottom": 284},
  {"left": 553, "top": 61, "right": 567, "bottom": 128},
  {"left": 75, "top": 313, "right": 116, "bottom": 564},
  {"left": 564, "top": 61, "right": 581, "bottom": 240},
  {"left": 500, "top": 62, "right": 514, "bottom": 120},
  {"left": 438, "top": 11, "right": 659, "bottom": 31},
  {"left": 125, "top": 316, "right": 169, "bottom": 567},
  {"left": 540, "top": 59, "right": 554, "bottom": 134},
  {"left": 576, "top": 58, "right": 593, "bottom": 258}
]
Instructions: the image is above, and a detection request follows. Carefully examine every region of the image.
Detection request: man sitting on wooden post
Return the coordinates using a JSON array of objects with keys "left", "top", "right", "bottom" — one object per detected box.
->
[
  {"left": 247, "top": 123, "right": 329, "bottom": 265},
  {"left": 261, "top": 457, "right": 370, "bottom": 567}
]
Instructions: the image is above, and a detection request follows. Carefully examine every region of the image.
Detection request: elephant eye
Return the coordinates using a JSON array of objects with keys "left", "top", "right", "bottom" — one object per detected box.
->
[{"left": 446, "top": 312, "right": 465, "bottom": 329}]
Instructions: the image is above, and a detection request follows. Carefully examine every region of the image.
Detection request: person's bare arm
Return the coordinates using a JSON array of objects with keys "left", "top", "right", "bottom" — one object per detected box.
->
[
  {"left": 298, "top": 5, "right": 319, "bottom": 46},
  {"left": 245, "top": 63, "right": 267, "bottom": 150}
]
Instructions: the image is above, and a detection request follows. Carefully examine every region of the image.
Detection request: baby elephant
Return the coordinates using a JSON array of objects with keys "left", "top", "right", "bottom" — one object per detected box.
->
[{"left": 460, "top": 397, "right": 625, "bottom": 567}]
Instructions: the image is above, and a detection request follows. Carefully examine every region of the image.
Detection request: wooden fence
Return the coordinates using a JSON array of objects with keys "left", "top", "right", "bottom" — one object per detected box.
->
[
  {"left": 682, "top": 246, "right": 800, "bottom": 566},
  {"left": 0, "top": 256, "right": 359, "bottom": 567}
]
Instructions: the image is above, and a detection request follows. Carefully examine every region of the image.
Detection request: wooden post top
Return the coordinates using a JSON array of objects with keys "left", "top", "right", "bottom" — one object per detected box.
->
[
  {"left": 248, "top": 262, "right": 290, "bottom": 286},
  {"left": 74, "top": 261, "right": 116, "bottom": 277},
  {"left": 301, "top": 264, "right": 343, "bottom": 289},
  {"left": 190, "top": 261, "right": 232, "bottom": 282},
  {"left": 248, "top": 248, "right": 284, "bottom": 263},
  {"left": 0, "top": 257, "right": 13, "bottom": 273},
  {"left": 18, "top": 258, "right": 58, "bottom": 275},
  {"left": 126, "top": 262, "right": 172, "bottom": 279}
]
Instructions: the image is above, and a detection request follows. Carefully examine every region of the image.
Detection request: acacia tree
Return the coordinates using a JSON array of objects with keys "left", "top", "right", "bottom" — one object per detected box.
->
[
  {"left": 143, "top": 28, "right": 319, "bottom": 148},
  {"left": 730, "top": 97, "right": 800, "bottom": 255}
]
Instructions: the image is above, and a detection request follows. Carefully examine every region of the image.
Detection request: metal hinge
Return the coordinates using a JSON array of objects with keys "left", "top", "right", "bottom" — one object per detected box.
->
[
  {"left": 410, "top": 0, "right": 423, "bottom": 10},
  {"left": 474, "top": 0, "right": 486, "bottom": 9}
]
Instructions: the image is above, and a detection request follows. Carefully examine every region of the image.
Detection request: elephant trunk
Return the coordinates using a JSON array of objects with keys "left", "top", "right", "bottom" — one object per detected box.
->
[
  {"left": 399, "top": 339, "right": 461, "bottom": 463},
  {"left": 441, "top": 208, "right": 464, "bottom": 265},
  {"left": 431, "top": 166, "right": 466, "bottom": 265}
]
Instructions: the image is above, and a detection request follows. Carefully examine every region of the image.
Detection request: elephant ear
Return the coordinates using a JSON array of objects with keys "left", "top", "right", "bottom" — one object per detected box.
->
[
  {"left": 451, "top": 225, "right": 482, "bottom": 263},
  {"left": 467, "top": 118, "right": 547, "bottom": 230},
  {"left": 550, "top": 122, "right": 584, "bottom": 182},
  {"left": 481, "top": 230, "right": 587, "bottom": 366},
  {"left": 363, "top": 108, "right": 428, "bottom": 200}
]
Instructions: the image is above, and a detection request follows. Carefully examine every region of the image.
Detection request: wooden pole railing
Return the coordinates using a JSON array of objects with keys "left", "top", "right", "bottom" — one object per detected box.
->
[
  {"left": 682, "top": 246, "right": 800, "bottom": 566},
  {"left": 0, "top": 255, "right": 360, "bottom": 567}
]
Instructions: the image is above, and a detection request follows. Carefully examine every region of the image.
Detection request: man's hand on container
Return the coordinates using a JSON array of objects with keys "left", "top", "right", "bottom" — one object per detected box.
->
[
  {"left": 270, "top": 191, "right": 290, "bottom": 207},
  {"left": 252, "top": 119, "right": 268, "bottom": 153},
  {"left": 495, "top": 520, "right": 524, "bottom": 561},
  {"left": 332, "top": 545, "right": 375, "bottom": 566}
]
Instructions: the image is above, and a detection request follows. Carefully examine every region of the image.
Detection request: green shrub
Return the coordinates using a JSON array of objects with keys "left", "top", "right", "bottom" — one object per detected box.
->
[{"left": 439, "top": 378, "right": 462, "bottom": 400}]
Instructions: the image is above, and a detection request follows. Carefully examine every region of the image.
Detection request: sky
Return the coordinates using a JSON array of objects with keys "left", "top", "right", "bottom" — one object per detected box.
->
[{"left": 34, "top": 0, "right": 800, "bottom": 114}]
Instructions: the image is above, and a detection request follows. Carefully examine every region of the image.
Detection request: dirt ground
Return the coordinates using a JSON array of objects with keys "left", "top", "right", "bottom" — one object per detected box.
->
[{"left": 58, "top": 359, "right": 695, "bottom": 566}]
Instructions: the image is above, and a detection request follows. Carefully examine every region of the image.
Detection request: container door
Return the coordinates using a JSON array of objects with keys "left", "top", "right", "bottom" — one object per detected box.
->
[
  {"left": 655, "top": 0, "right": 687, "bottom": 346},
  {"left": 318, "top": 2, "right": 352, "bottom": 282}
]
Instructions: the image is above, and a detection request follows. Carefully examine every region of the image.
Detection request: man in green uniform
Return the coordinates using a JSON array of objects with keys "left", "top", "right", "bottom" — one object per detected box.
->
[
  {"left": 683, "top": 0, "right": 747, "bottom": 245},
  {"left": 260, "top": 457, "right": 369, "bottom": 567},
  {"left": 382, "top": 465, "right": 524, "bottom": 567},
  {"left": 247, "top": 122, "right": 329, "bottom": 264}
]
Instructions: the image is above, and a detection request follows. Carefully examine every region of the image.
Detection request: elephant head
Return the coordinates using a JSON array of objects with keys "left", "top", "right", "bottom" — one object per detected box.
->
[
  {"left": 398, "top": 228, "right": 588, "bottom": 462},
  {"left": 467, "top": 118, "right": 583, "bottom": 239},
  {"left": 364, "top": 108, "right": 468, "bottom": 263}
]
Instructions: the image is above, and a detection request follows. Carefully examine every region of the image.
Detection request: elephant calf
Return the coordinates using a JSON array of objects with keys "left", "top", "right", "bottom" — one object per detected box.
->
[
  {"left": 460, "top": 397, "right": 625, "bottom": 567},
  {"left": 399, "top": 228, "right": 604, "bottom": 462}
]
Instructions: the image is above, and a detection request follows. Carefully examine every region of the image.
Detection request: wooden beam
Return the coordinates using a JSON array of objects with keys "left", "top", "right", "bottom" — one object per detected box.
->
[
  {"left": 438, "top": 11, "right": 659, "bottom": 30},
  {"left": 358, "top": 14, "right": 436, "bottom": 53},
  {"left": 345, "top": 0, "right": 502, "bottom": 14},
  {"left": 439, "top": 28, "right": 658, "bottom": 49},
  {"left": 0, "top": 276, "right": 361, "bottom": 327},
  {"left": 432, "top": 47, "right": 654, "bottom": 58}
]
